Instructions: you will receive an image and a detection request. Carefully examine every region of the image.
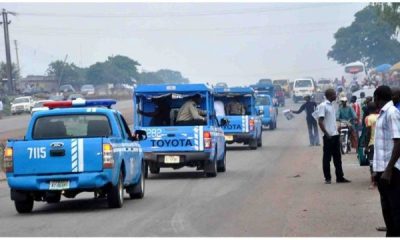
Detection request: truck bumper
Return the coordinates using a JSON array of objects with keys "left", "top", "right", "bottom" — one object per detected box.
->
[
  {"left": 144, "top": 151, "right": 212, "bottom": 166},
  {"left": 225, "top": 132, "right": 256, "bottom": 144},
  {"left": 7, "top": 172, "right": 112, "bottom": 191}
]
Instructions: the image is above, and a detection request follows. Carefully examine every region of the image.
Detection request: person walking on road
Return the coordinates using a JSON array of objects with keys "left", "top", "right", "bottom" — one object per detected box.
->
[
  {"left": 372, "top": 85, "right": 400, "bottom": 237},
  {"left": 317, "top": 89, "right": 351, "bottom": 184},
  {"left": 291, "top": 95, "right": 320, "bottom": 146}
]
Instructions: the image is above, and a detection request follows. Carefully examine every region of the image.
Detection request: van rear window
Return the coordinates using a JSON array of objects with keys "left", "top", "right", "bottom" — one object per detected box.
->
[{"left": 33, "top": 114, "right": 112, "bottom": 139}]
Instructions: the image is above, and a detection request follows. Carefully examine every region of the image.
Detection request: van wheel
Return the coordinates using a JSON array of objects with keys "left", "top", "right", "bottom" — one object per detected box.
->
[
  {"left": 15, "top": 198, "right": 34, "bottom": 214},
  {"left": 217, "top": 149, "right": 226, "bottom": 173},
  {"left": 149, "top": 163, "right": 160, "bottom": 174},
  {"left": 205, "top": 150, "right": 217, "bottom": 177},
  {"left": 144, "top": 162, "right": 149, "bottom": 179},
  {"left": 257, "top": 134, "right": 262, "bottom": 147},
  {"left": 249, "top": 139, "right": 258, "bottom": 150},
  {"left": 129, "top": 161, "right": 145, "bottom": 199},
  {"left": 107, "top": 170, "right": 124, "bottom": 208}
]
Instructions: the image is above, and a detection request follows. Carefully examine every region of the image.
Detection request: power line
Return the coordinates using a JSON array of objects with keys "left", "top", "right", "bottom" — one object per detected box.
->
[{"left": 16, "top": 3, "right": 354, "bottom": 18}]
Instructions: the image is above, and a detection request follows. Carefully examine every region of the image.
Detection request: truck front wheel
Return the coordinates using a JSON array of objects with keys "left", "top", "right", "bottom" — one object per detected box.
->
[
  {"left": 249, "top": 139, "right": 258, "bottom": 150},
  {"left": 15, "top": 198, "right": 34, "bottom": 214}
]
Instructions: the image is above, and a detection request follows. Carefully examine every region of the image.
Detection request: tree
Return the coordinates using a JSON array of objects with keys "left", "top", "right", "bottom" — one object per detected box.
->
[
  {"left": 47, "top": 60, "right": 86, "bottom": 87},
  {"left": 155, "top": 69, "right": 189, "bottom": 84},
  {"left": 0, "top": 62, "right": 20, "bottom": 94},
  {"left": 375, "top": 3, "right": 400, "bottom": 35},
  {"left": 138, "top": 71, "right": 164, "bottom": 85},
  {"left": 86, "top": 55, "right": 140, "bottom": 85},
  {"left": 327, "top": 5, "right": 400, "bottom": 67}
]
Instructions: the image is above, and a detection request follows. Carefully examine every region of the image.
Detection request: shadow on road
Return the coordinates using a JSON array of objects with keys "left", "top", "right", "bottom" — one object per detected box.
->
[
  {"left": 147, "top": 171, "right": 206, "bottom": 180},
  {"left": 29, "top": 196, "right": 140, "bottom": 215}
]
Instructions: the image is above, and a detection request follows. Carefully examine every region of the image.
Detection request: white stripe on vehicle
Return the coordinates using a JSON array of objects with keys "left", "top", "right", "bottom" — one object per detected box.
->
[
  {"left": 78, "top": 138, "right": 84, "bottom": 172},
  {"left": 245, "top": 116, "right": 249, "bottom": 132},
  {"left": 194, "top": 126, "right": 199, "bottom": 151},
  {"left": 199, "top": 126, "right": 204, "bottom": 151},
  {"left": 71, "top": 139, "right": 78, "bottom": 172}
]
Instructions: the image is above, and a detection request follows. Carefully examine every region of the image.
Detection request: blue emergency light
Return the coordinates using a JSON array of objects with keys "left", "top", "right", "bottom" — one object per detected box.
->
[{"left": 44, "top": 99, "right": 117, "bottom": 109}]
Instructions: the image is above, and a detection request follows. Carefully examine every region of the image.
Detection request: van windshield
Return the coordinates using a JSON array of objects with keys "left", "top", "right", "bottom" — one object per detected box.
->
[
  {"left": 33, "top": 114, "right": 111, "bottom": 139},
  {"left": 256, "top": 96, "right": 270, "bottom": 105},
  {"left": 295, "top": 80, "right": 312, "bottom": 88}
]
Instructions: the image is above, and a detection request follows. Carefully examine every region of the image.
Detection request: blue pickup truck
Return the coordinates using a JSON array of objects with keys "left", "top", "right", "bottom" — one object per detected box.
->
[
  {"left": 214, "top": 87, "right": 263, "bottom": 150},
  {"left": 4, "top": 99, "right": 147, "bottom": 213},
  {"left": 255, "top": 94, "right": 277, "bottom": 130},
  {"left": 133, "top": 83, "right": 227, "bottom": 177}
]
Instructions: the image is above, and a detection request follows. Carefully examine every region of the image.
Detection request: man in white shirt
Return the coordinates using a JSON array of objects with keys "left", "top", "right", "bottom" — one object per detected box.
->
[
  {"left": 373, "top": 86, "right": 400, "bottom": 237},
  {"left": 318, "top": 88, "right": 351, "bottom": 184}
]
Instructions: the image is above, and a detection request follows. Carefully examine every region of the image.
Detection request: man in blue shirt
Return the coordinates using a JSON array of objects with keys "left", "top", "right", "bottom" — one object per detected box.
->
[{"left": 291, "top": 95, "right": 320, "bottom": 146}]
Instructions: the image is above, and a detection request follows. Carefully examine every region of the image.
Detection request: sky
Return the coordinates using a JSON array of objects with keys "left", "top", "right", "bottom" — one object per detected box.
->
[{"left": 0, "top": 2, "right": 368, "bottom": 86}]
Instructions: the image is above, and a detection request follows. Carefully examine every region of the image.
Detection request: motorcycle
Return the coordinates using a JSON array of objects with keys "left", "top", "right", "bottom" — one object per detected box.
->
[{"left": 338, "top": 120, "right": 352, "bottom": 154}]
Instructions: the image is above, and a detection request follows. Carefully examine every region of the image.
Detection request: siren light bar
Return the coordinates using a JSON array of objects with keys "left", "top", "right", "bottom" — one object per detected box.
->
[{"left": 44, "top": 99, "right": 117, "bottom": 109}]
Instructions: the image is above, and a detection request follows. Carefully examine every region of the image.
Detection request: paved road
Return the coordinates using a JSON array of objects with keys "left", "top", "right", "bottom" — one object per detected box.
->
[
  {"left": 0, "top": 100, "right": 133, "bottom": 140},
  {"left": 0, "top": 100, "right": 385, "bottom": 237}
]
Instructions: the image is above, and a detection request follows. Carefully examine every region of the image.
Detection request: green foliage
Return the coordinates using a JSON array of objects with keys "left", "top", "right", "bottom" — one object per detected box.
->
[
  {"left": 328, "top": 5, "right": 400, "bottom": 67},
  {"left": 155, "top": 69, "right": 189, "bottom": 84},
  {"left": 138, "top": 71, "right": 164, "bottom": 84},
  {"left": 47, "top": 60, "right": 86, "bottom": 86},
  {"left": 375, "top": 3, "right": 400, "bottom": 35},
  {"left": 86, "top": 55, "right": 140, "bottom": 85}
]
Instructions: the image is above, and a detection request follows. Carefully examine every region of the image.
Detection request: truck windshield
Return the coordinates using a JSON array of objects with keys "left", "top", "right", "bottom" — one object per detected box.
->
[
  {"left": 13, "top": 98, "right": 30, "bottom": 104},
  {"left": 295, "top": 80, "right": 312, "bottom": 88},
  {"left": 33, "top": 114, "right": 112, "bottom": 139}
]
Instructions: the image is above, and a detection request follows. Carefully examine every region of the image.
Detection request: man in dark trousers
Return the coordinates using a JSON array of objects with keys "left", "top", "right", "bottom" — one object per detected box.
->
[
  {"left": 291, "top": 95, "right": 320, "bottom": 146},
  {"left": 317, "top": 88, "right": 351, "bottom": 184},
  {"left": 373, "top": 86, "right": 400, "bottom": 236}
]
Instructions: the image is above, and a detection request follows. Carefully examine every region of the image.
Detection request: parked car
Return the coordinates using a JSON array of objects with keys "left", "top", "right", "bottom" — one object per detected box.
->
[
  {"left": 274, "top": 84, "right": 286, "bottom": 107},
  {"left": 31, "top": 100, "right": 54, "bottom": 115},
  {"left": 80, "top": 84, "right": 95, "bottom": 95},
  {"left": 59, "top": 84, "right": 76, "bottom": 93},
  {"left": 11, "top": 96, "right": 35, "bottom": 115}
]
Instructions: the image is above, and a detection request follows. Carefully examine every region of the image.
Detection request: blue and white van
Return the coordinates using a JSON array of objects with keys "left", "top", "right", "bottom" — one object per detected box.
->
[
  {"left": 133, "top": 84, "right": 227, "bottom": 177},
  {"left": 4, "top": 99, "right": 146, "bottom": 213},
  {"left": 214, "top": 87, "right": 263, "bottom": 149}
]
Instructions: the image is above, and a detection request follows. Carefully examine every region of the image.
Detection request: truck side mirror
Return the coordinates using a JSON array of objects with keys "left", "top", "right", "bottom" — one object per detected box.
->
[
  {"left": 258, "top": 109, "right": 264, "bottom": 115},
  {"left": 133, "top": 130, "right": 147, "bottom": 141}
]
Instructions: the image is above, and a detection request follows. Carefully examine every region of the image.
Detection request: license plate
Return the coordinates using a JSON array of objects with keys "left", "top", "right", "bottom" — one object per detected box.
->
[
  {"left": 49, "top": 180, "right": 70, "bottom": 190},
  {"left": 225, "top": 135, "right": 233, "bottom": 141},
  {"left": 165, "top": 155, "right": 180, "bottom": 164}
]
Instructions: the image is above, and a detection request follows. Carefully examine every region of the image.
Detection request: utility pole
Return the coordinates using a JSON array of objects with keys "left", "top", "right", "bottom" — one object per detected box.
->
[
  {"left": 0, "top": 9, "right": 16, "bottom": 94},
  {"left": 14, "top": 40, "right": 20, "bottom": 74},
  {"left": 58, "top": 54, "right": 68, "bottom": 88}
]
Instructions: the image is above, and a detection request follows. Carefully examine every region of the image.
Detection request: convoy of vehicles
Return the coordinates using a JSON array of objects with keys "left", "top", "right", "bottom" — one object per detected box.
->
[
  {"left": 133, "top": 84, "right": 228, "bottom": 178},
  {"left": 214, "top": 87, "right": 263, "bottom": 150},
  {"left": 5, "top": 99, "right": 147, "bottom": 213},
  {"left": 273, "top": 84, "right": 286, "bottom": 107},
  {"left": 273, "top": 79, "right": 290, "bottom": 97}
]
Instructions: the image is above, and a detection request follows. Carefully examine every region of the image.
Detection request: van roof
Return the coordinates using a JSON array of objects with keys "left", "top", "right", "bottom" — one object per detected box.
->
[{"left": 135, "top": 83, "right": 212, "bottom": 93}]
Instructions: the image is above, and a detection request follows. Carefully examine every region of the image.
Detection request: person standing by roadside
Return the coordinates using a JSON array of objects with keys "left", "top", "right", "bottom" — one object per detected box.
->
[
  {"left": 351, "top": 96, "right": 361, "bottom": 130},
  {"left": 373, "top": 85, "right": 400, "bottom": 236},
  {"left": 364, "top": 102, "right": 378, "bottom": 189},
  {"left": 0, "top": 97, "right": 3, "bottom": 119},
  {"left": 291, "top": 95, "right": 320, "bottom": 146},
  {"left": 317, "top": 89, "right": 351, "bottom": 184}
]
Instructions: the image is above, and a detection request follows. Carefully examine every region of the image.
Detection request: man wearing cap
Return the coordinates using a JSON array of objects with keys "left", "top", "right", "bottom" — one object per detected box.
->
[{"left": 291, "top": 95, "right": 320, "bottom": 146}]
